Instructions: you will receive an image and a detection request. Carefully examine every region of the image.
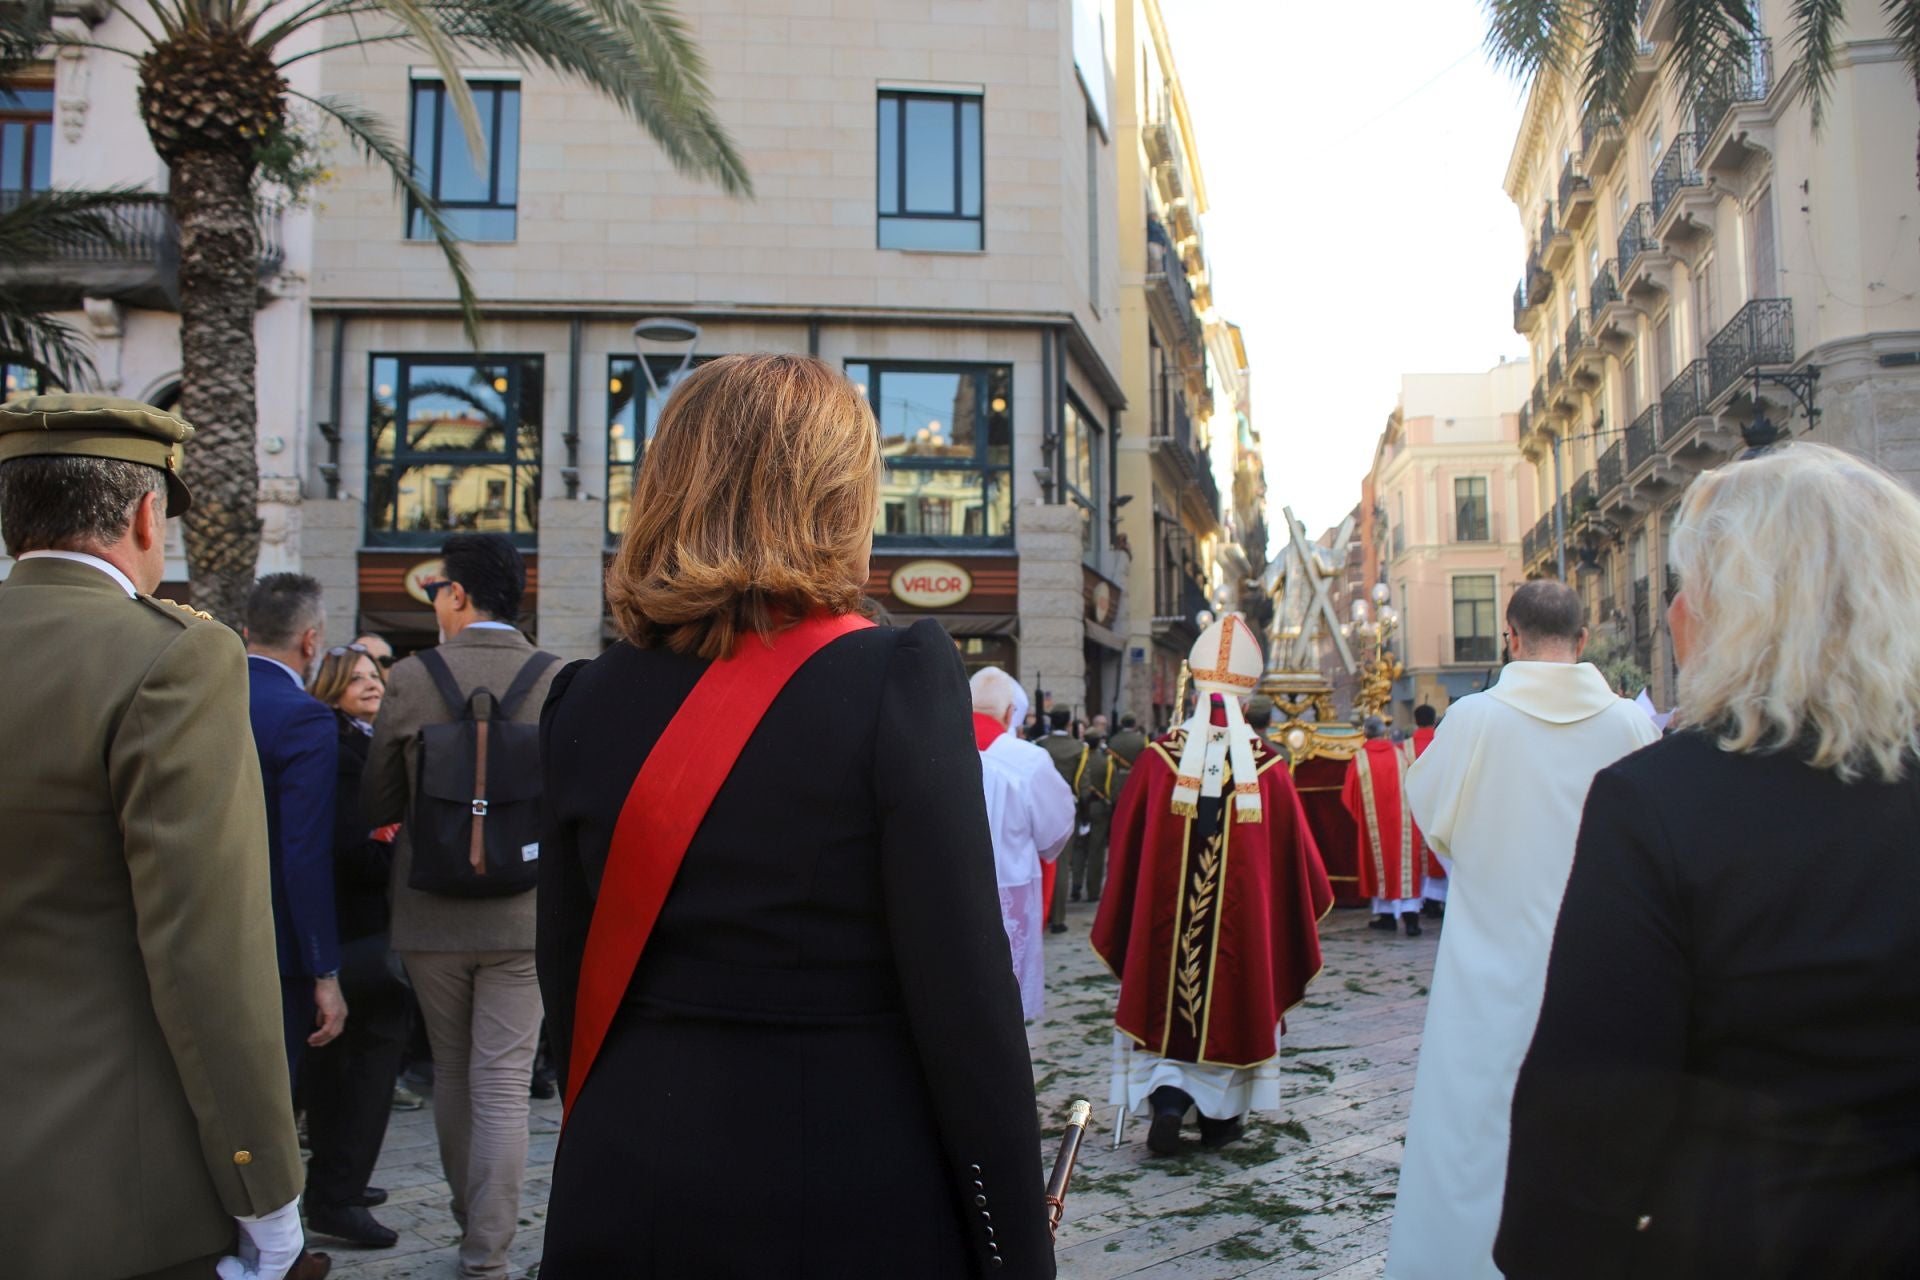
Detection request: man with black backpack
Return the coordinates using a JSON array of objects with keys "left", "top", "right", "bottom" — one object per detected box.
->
[{"left": 364, "top": 534, "right": 558, "bottom": 1280}]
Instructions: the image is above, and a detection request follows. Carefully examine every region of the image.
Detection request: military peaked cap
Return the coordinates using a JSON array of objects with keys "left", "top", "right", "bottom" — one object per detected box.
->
[{"left": 0, "top": 393, "right": 194, "bottom": 516}]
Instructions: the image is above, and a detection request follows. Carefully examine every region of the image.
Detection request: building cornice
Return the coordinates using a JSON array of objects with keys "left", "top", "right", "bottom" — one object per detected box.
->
[{"left": 1143, "top": 0, "right": 1210, "bottom": 214}]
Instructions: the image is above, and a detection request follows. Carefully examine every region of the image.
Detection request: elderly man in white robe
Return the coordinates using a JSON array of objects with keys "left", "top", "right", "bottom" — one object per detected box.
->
[
  {"left": 1384, "top": 580, "right": 1659, "bottom": 1279},
  {"left": 968, "top": 667, "right": 1076, "bottom": 1021}
]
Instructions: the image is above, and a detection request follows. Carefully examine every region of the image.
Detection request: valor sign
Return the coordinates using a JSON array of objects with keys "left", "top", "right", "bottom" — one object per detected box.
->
[{"left": 890, "top": 560, "right": 973, "bottom": 610}]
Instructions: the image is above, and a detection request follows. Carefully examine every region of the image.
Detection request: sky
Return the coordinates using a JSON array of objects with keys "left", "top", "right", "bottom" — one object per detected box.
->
[{"left": 1160, "top": 0, "right": 1533, "bottom": 537}]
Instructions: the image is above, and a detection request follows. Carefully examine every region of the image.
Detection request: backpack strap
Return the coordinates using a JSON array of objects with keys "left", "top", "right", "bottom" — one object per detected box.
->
[
  {"left": 499, "top": 651, "right": 561, "bottom": 719},
  {"left": 414, "top": 648, "right": 471, "bottom": 720}
]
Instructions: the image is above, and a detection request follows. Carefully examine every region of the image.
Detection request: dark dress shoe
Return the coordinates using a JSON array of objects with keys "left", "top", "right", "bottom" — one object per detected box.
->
[
  {"left": 1422, "top": 900, "right": 1444, "bottom": 919},
  {"left": 288, "top": 1250, "right": 333, "bottom": 1280},
  {"left": 351, "top": 1187, "right": 387, "bottom": 1208},
  {"left": 305, "top": 1204, "right": 399, "bottom": 1248},
  {"left": 530, "top": 1070, "right": 557, "bottom": 1101},
  {"left": 1049, "top": 922, "right": 1068, "bottom": 934},
  {"left": 1369, "top": 913, "right": 1397, "bottom": 931},
  {"left": 1146, "top": 1086, "right": 1191, "bottom": 1156},
  {"left": 1402, "top": 911, "right": 1423, "bottom": 938},
  {"left": 1198, "top": 1114, "right": 1244, "bottom": 1149}
]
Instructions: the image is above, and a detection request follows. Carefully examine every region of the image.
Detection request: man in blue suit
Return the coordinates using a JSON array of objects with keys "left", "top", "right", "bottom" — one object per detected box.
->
[{"left": 245, "top": 573, "right": 346, "bottom": 1085}]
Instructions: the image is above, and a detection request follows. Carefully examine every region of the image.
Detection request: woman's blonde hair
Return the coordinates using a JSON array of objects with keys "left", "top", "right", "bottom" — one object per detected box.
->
[
  {"left": 606, "top": 353, "right": 879, "bottom": 660},
  {"left": 309, "top": 646, "right": 378, "bottom": 710},
  {"left": 1670, "top": 442, "right": 1920, "bottom": 781}
]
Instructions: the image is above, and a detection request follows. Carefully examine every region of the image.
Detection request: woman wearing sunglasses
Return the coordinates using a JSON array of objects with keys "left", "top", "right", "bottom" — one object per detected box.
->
[{"left": 301, "top": 643, "right": 407, "bottom": 1248}]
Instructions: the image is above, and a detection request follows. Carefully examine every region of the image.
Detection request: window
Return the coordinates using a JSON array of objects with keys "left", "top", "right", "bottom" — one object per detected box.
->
[
  {"left": 1455, "top": 476, "right": 1490, "bottom": 542},
  {"left": 1062, "top": 393, "right": 1105, "bottom": 567},
  {"left": 1453, "top": 575, "right": 1498, "bottom": 663},
  {"left": 605, "top": 354, "right": 715, "bottom": 538},
  {"left": 2, "top": 362, "right": 56, "bottom": 402},
  {"left": 849, "top": 361, "right": 1011, "bottom": 543},
  {"left": 1647, "top": 123, "right": 1664, "bottom": 169},
  {"left": 1085, "top": 120, "right": 1100, "bottom": 311},
  {"left": 407, "top": 78, "right": 521, "bottom": 241},
  {"left": 366, "top": 355, "right": 541, "bottom": 545},
  {"left": 1749, "top": 186, "right": 1777, "bottom": 299},
  {"left": 877, "top": 90, "right": 982, "bottom": 251},
  {"left": 0, "top": 84, "right": 53, "bottom": 195}
]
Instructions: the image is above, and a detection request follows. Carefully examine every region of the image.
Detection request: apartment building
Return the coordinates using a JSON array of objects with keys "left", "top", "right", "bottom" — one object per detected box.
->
[
  {"left": 1112, "top": 0, "right": 1225, "bottom": 728},
  {"left": 1210, "top": 319, "right": 1270, "bottom": 630},
  {"left": 1506, "top": 0, "right": 1920, "bottom": 706},
  {"left": 5, "top": 1, "right": 1144, "bottom": 715},
  {"left": 1372, "top": 362, "right": 1537, "bottom": 723}
]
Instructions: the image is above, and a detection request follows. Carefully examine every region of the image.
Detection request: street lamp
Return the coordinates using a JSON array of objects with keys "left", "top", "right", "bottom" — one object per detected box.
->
[{"left": 631, "top": 317, "right": 701, "bottom": 399}]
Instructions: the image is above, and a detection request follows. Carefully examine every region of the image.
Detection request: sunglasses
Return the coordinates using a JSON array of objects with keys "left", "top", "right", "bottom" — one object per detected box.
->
[
  {"left": 422, "top": 579, "right": 454, "bottom": 603},
  {"left": 328, "top": 643, "right": 395, "bottom": 670}
]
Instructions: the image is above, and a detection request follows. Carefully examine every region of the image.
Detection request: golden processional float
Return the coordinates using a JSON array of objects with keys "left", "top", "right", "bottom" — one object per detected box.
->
[{"left": 1255, "top": 507, "right": 1403, "bottom": 907}]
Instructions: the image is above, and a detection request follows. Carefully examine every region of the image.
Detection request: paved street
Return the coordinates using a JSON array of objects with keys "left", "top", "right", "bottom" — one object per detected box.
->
[{"left": 328, "top": 906, "right": 1435, "bottom": 1279}]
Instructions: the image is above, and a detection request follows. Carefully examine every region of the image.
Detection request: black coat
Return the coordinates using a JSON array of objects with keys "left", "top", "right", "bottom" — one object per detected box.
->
[
  {"left": 329, "top": 715, "right": 393, "bottom": 947},
  {"left": 536, "top": 619, "right": 1053, "bottom": 1280},
  {"left": 1497, "top": 728, "right": 1920, "bottom": 1278}
]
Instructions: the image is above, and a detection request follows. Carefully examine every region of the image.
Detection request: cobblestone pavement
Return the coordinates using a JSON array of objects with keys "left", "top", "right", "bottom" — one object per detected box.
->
[{"left": 326, "top": 904, "right": 1436, "bottom": 1278}]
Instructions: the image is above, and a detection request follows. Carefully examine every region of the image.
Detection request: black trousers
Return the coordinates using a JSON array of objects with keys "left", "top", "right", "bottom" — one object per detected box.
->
[{"left": 303, "top": 934, "right": 410, "bottom": 1210}]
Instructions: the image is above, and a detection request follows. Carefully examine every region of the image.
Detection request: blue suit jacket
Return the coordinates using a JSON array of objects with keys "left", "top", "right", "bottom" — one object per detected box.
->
[{"left": 247, "top": 656, "right": 340, "bottom": 977}]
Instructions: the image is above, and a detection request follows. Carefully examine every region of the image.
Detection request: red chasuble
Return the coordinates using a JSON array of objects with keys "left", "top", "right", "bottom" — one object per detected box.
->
[
  {"left": 1407, "top": 728, "right": 1445, "bottom": 881},
  {"left": 1091, "top": 722, "right": 1333, "bottom": 1068},
  {"left": 1343, "top": 738, "right": 1418, "bottom": 900}
]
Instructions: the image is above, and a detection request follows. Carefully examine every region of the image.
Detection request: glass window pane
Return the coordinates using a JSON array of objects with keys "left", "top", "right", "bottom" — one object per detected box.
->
[
  {"left": 29, "top": 121, "right": 50, "bottom": 190},
  {"left": 878, "top": 215, "right": 982, "bottom": 251},
  {"left": 366, "top": 463, "right": 398, "bottom": 533},
  {"left": 875, "top": 466, "right": 1009, "bottom": 539},
  {"left": 981, "top": 468, "right": 1011, "bottom": 536},
  {"left": 874, "top": 370, "right": 971, "bottom": 459},
  {"left": 846, "top": 362, "right": 871, "bottom": 402},
  {"left": 1, "top": 122, "right": 23, "bottom": 191},
  {"left": 876, "top": 100, "right": 898, "bottom": 216},
  {"left": 447, "top": 206, "right": 517, "bottom": 241},
  {"left": 393, "top": 462, "right": 519, "bottom": 535},
  {"left": 436, "top": 86, "right": 492, "bottom": 203},
  {"left": 607, "top": 356, "right": 639, "bottom": 537},
  {"left": 370, "top": 359, "right": 401, "bottom": 458},
  {"left": 495, "top": 87, "right": 520, "bottom": 204},
  {"left": 2, "top": 88, "right": 53, "bottom": 111},
  {"left": 410, "top": 85, "right": 438, "bottom": 189},
  {"left": 986, "top": 367, "right": 1011, "bottom": 465},
  {"left": 960, "top": 99, "right": 981, "bottom": 217},
  {"left": 404, "top": 363, "right": 509, "bottom": 454},
  {"left": 903, "top": 98, "right": 956, "bottom": 213}
]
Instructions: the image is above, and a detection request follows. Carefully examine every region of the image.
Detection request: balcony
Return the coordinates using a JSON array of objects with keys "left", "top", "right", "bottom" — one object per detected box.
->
[
  {"left": 1583, "top": 108, "right": 1625, "bottom": 176},
  {"left": 1616, "top": 202, "right": 1668, "bottom": 297},
  {"left": 1567, "top": 311, "right": 1603, "bottom": 385},
  {"left": 1149, "top": 400, "right": 1220, "bottom": 533},
  {"left": 1632, "top": 577, "right": 1653, "bottom": 672},
  {"left": 1659, "top": 358, "right": 1719, "bottom": 452},
  {"left": 1626, "top": 404, "right": 1660, "bottom": 472},
  {"left": 1624, "top": 403, "right": 1681, "bottom": 495},
  {"left": 1597, "top": 441, "right": 1624, "bottom": 503},
  {"left": 1570, "top": 471, "right": 1597, "bottom": 524},
  {"left": 1651, "top": 133, "right": 1710, "bottom": 241},
  {"left": 1706, "top": 298, "right": 1795, "bottom": 402},
  {"left": 1696, "top": 39, "right": 1774, "bottom": 169},
  {"left": 1558, "top": 156, "right": 1595, "bottom": 231},
  {"left": 1531, "top": 377, "right": 1548, "bottom": 416},
  {"left": 1590, "top": 259, "right": 1635, "bottom": 343},
  {"left": 1145, "top": 221, "right": 1205, "bottom": 370},
  {"left": 0, "top": 191, "right": 285, "bottom": 312},
  {"left": 1546, "top": 347, "right": 1573, "bottom": 414},
  {"left": 1540, "top": 200, "right": 1573, "bottom": 272}
]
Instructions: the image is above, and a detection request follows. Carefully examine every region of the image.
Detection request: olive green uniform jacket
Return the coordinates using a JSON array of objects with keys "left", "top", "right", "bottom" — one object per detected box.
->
[{"left": 0, "top": 558, "right": 303, "bottom": 1278}]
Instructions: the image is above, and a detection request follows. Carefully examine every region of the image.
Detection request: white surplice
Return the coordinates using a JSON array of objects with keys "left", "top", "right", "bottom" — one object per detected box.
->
[
  {"left": 1384, "top": 662, "right": 1660, "bottom": 1280},
  {"left": 979, "top": 733, "right": 1075, "bottom": 1020}
]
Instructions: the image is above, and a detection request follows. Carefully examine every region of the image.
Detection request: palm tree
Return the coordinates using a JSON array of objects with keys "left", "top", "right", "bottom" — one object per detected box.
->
[
  {"left": 0, "top": 186, "right": 141, "bottom": 390},
  {"left": 1483, "top": 0, "right": 1920, "bottom": 186},
  {"left": 5, "top": 0, "right": 747, "bottom": 623}
]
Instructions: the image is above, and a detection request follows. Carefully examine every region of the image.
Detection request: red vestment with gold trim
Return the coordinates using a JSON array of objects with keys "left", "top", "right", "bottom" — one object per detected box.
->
[
  {"left": 1344, "top": 738, "right": 1419, "bottom": 900},
  {"left": 1409, "top": 728, "right": 1445, "bottom": 881},
  {"left": 1091, "top": 725, "right": 1333, "bottom": 1068}
]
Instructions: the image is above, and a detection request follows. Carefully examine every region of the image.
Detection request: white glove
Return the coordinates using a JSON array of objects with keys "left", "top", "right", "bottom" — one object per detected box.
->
[{"left": 217, "top": 1196, "right": 305, "bottom": 1280}]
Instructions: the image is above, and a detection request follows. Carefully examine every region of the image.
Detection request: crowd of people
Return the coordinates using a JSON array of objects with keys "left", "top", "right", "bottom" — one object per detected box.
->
[{"left": 4, "top": 365, "right": 1920, "bottom": 1280}]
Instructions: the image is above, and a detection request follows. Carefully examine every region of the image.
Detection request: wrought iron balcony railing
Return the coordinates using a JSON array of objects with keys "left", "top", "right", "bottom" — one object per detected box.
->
[
  {"left": 1598, "top": 441, "right": 1623, "bottom": 494},
  {"left": 1548, "top": 348, "right": 1565, "bottom": 392},
  {"left": 1694, "top": 38, "right": 1773, "bottom": 139},
  {"left": 1590, "top": 260, "right": 1621, "bottom": 323},
  {"left": 1540, "top": 201, "right": 1557, "bottom": 248},
  {"left": 1558, "top": 157, "right": 1591, "bottom": 212},
  {"left": 1625, "top": 404, "right": 1661, "bottom": 470},
  {"left": 1566, "top": 312, "right": 1586, "bottom": 356},
  {"left": 1514, "top": 280, "right": 1529, "bottom": 330},
  {"left": 1618, "top": 202, "right": 1657, "bottom": 275},
  {"left": 1652, "top": 132, "right": 1704, "bottom": 220},
  {"left": 1582, "top": 107, "right": 1623, "bottom": 158},
  {"left": 1532, "top": 378, "right": 1548, "bottom": 413},
  {"left": 1571, "top": 471, "right": 1596, "bottom": 518},
  {"left": 1518, "top": 402, "right": 1532, "bottom": 439},
  {"left": 1706, "top": 298, "right": 1795, "bottom": 400},
  {"left": 1661, "top": 358, "right": 1712, "bottom": 430}
]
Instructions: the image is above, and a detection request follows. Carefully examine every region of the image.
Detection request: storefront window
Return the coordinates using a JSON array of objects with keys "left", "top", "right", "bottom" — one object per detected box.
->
[
  {"left": 366, "top": 355, "right": 541, "bottom": 546},
  {"left": 848, "top": 360, "right": 1013, "bottom": 546},
  {"left": 606, "top": 353, "right": 714, "bottom": 539},
  {"left": 1062, "top": 393, "right": 1105, "bottom": 569}
]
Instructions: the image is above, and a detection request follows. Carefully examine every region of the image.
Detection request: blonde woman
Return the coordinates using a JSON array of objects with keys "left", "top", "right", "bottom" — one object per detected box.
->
[{"left": 1496, "top": 443, "right": 1920, "bottom": 1278}]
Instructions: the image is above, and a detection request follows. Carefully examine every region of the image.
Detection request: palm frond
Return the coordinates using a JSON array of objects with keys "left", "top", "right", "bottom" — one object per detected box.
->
[
  {"left": 0, "top": 184, "right": 146, "bottom": 260},
  {"left": 1787, "top": 0, "right": 1848, "bottom": 129},
  {"left": 0, "top": 306, "right": 97, "bottom": 390},
  {"left": 295, "top": 90, "right": 482, "bottom": 344},
  {"left": 1583, "top": 0, "right": 1646, "bottom": 119},
  {"left": 427, "top": 0, "right": 748, "bottom": 193},
  {"left": 1884, "top": 0, "right": 1920, "bottom": 92},
  {"left": 1665, "top": 0, "right": 1755, "bottom": 111},
  {"left": 1481, "top": 0, "right": 1578, "bottom": 81},
  {"left": 0, "top": 0, "right": 53, "bottom": 79}
]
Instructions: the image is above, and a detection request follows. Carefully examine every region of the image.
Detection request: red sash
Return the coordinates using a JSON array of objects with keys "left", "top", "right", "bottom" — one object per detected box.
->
[{"left": 563, "top": 613, "right": 875, "bottom": 1117}]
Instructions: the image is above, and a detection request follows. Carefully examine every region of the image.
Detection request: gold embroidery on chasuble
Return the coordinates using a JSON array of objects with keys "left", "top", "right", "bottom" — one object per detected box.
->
[{"left": 1355, "top": 750, "right": 1413, "bottom": 897}]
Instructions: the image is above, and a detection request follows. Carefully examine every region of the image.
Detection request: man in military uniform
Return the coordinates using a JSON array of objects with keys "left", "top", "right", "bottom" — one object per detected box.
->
[
  {"left": 1107, "top": 713, "right": 1149, "bottom": 798},
  {"left": 0, "top": 396, "right": 316, "bottom": 1279},
  {"left": 1070, "top": 730, "right": 1118, "bottom": 904},
  {"left": 1040, "top": 706, "right": 1087, "bottom": 933}
]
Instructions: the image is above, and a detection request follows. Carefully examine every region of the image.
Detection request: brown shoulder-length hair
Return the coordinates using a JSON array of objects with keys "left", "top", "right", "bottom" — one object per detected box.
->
[{"left": 606, "top": 353, "right": 879, "bottom": 660}]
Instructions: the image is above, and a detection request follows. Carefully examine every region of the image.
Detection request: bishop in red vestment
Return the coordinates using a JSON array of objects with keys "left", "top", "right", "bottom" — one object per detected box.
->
[
  {"left": 1409, "top": 706, "right": 1447, "bottom": 912},
  {"left": 1092, "top": 616, "right": 1333, "bottom": 1155},
  {"left": 1344, "top": 717, "right": 1424, "bottom": 934}
]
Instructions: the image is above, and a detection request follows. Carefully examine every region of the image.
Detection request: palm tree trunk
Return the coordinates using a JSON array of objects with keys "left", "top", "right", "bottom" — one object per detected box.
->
[{"left": 170, "top": 149, "right": 261, "bottom": 627}]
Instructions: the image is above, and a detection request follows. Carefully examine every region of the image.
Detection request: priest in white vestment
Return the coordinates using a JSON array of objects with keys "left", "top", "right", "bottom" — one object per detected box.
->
[
  {"left": 969, "top": 667, "right": 1075, "bottom": 1021},
  {"left": 1385, "top": 582, "right": 1659, "bottom": 1279}
]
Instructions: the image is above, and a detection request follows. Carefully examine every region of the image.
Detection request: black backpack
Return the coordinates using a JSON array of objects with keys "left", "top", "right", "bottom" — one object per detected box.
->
[{"left": 406, "top": 647, "right": 559, "bottom": 898}]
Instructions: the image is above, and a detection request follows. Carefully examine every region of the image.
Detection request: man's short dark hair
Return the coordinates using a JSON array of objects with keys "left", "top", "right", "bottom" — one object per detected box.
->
[
  {"left": 1120, "top": 713, "right": 1138, "bottom": 729},
  {"left": 1048, "top": 705, "right": 1072, "bottom": 731},
  {"left": 0, "top": 456, "right": 165, "bottom": 557},
  {"left": 1507, "top": 579, "right": 1586, "bottom": 645},
  {"left": 1414, "top": 704, "right": 1437, "bottom": 728},
  {"left": 246, "top": 573, "right": 325, "bottom": 649},
  {"left": 1246, "top": 695, "right": 1274, "bottom": 731},
  {"left": 441, "top": 533, "right": 525, "bottom": 621}
]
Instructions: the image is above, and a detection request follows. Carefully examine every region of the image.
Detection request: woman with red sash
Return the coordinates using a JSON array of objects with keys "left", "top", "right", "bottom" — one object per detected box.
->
[{"left": 535, "top": 355, "right": 1052, "bottom": 1278}]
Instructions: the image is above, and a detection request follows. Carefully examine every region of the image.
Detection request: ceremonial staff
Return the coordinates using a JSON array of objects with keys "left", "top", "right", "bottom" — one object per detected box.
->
[{"left": 1045, "top": 1099, "right": 1094, "bottom": 1239}]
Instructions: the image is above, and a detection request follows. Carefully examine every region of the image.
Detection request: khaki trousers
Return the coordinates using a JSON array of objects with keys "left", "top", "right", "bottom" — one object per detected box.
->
[{"left": 401, "top": 949, "right": 543, "bottom": 1280}]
